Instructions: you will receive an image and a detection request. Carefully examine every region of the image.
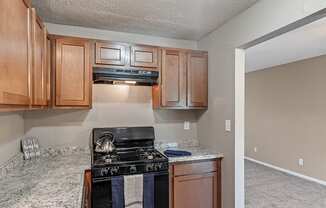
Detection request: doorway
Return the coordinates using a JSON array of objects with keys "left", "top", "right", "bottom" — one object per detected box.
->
[{"left": 235, "top": 8, "right": 326, "bottom": 208}]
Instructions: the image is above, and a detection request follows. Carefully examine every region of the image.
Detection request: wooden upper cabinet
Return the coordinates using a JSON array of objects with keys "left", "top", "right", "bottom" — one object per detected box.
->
[
  {"left": 153, "top": 49, "right": 208, "bottom": 109},
  {"left": 31, "top": 8, "right": 47, "bottom": 106},
  {"left": 46, "top": 37, "right": 51, "bottom": 105},
  {"left": 130, "top": 45, "right": 159, "bottom": 68},
  {"left": 0, "top": 0, "right": 32, "bottom": 106},
  {"left": 95, "top": 42, "right": 127, "bottom": 66},
  {"left": 55, "top": 37, "right": 91, "bottom": 107},
  {"left": 161, "top": 49, "right": 187, "bottom": 107},
  {"left": 187, "top": 51, "right": 208, "bottom": 107}
]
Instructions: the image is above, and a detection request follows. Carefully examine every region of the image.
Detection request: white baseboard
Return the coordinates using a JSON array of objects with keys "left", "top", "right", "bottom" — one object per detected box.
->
[{"left": 245, "top": 156, "right": 326, "bottom": 186}]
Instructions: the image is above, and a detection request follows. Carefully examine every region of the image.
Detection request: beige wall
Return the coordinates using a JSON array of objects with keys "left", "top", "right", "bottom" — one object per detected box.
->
[
  {"left": 246, "top": 54, "right": 326, "bottom": 181},
  {"left": 0, "top": 113, "right": 24, "bottom": 165},
  {"left": 24, "top": 85, "right": 198, "bottom": 148}
]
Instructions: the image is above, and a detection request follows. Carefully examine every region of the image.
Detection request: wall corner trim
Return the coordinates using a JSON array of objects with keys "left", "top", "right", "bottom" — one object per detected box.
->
[{"left": 245, "top": 157, "right": 326, "bottom": 186}]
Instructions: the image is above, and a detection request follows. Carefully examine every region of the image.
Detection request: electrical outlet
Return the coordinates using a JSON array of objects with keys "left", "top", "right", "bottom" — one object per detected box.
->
[
  {"left": 299, "top": 158, "right": 304, "bottom": 167},
  {"left": 254, "top": 147, "right": 258, "bottom": 153},
  {"left": 184, "top": 121, "right": 190, "bottom": 130}
]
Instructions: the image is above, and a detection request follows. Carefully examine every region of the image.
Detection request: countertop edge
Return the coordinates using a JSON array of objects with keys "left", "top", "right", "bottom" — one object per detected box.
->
[{"left": 168, "top": 153, "right": 224, "bottom": 164}]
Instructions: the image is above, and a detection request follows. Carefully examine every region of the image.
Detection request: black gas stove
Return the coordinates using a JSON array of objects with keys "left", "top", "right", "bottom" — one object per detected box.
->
[
  {"left": 91, "top": 127, "right": 169, "bottom": 208},
  {"left": 91, "top": 127, "right": 168, "bottom": 178}
]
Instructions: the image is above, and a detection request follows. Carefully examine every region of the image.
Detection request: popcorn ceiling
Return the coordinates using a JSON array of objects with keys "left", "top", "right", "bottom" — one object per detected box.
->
[{"left": 32, "top": 0, "right": 257, "bottom": 40}]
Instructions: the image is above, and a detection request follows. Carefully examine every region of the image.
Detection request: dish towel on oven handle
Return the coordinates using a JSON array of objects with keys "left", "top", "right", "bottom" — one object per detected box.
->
[
  {"left": 124, "top": 174, "right": 143, "bottom": 208},
  {"left": 112, "top": 176, "right": 124, "bottom": 208},
  {"left": 112, "top": 174, "right": 155, "bottom": 208},
  {"left": 143, "top": 173, "right": 155, "bottom": 208}
]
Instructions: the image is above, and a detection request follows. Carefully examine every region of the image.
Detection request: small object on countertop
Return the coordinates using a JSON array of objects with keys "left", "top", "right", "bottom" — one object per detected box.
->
[
  {"left": 163, "top": 149, "right": 192, "bottom": 157},
  {"left": 21, "top": 137, "right": 41, "bottom": 160}
]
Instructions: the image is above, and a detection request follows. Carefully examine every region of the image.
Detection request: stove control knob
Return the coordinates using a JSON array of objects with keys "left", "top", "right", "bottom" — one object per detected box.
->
[
  {"left": 110, "top": 166, "right": 119, "bottom": 175},
  {"left": 155, "top": 163, "right": 163, "bottom": 171},
  {"left": 101, "top": 168, "right": 109, "bottom": 176},
  {"left": 146, "top": 164, "right": 154, "bottom": 172},
  {"left": 129, "top": 165, "right": 137, "bottom": 173}
]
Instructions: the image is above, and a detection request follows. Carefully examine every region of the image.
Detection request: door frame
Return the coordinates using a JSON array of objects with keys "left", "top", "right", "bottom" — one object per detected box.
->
[{"left": 234, "top": 8, "right": 326, "bottom": 208}]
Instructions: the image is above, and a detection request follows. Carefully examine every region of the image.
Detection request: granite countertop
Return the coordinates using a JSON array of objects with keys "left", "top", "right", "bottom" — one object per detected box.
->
[
  {"left": 0, "top": 144, "right": 223, "bottom": 208},
  {"left": 0, "top": 147, "right": 90, "bottom": 208},
  {"left": 158, "top": 146, "right": 224, "bottom": 164}
]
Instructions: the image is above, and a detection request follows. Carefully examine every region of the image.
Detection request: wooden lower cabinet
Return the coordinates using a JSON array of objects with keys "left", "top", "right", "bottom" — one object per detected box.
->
[
  {"left": 170, "top": 159, "right": 221, "bottom": 208},
  {"left": 82, "top": 170, "right": 92, "bottom": 208}
]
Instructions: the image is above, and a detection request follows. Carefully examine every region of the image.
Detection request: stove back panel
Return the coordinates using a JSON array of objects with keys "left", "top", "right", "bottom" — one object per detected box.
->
[{"left": 92, "top": 126, "right": 155, "bottom": 150}]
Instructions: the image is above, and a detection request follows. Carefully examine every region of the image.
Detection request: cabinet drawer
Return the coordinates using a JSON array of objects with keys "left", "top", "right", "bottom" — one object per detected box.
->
[{"left": 174, "top": 160, "right": 217, "bottom": 176}]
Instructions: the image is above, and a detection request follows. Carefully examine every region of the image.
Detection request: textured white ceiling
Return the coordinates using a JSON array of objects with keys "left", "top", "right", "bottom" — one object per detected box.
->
[
  {"left": 246, "top": 17, "right": 326, "bottom": 72},
  {"left": 31, "top": 0, "right": 258, "bottom": 40}
]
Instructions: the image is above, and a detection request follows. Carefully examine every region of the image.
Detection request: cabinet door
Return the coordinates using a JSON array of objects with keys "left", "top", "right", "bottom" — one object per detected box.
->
[
  {"left": 187, "top": 51, "right": 208, "bottom": 107},
  {"left": 161, "top": 49, "right": 187, "bottom": 107},
  {"left": 46, "top": 37, "right": 51, "bottom": 105},
  {"left": 83, "top": 170, "right": 92, "bottom": 208},
  {"left": 55, "top": 38, "right": 91, "bottom": 107},
  {"left": 95, "top": 42, "right": 127, "bottom": 66},
  {"left": 31, "top": 8, "right": 47, "bottom": 106},
  {"left": 174, "top": 172, "right": 217, "bottom": 208},
  {"left": 0, "top": 0, "right": 31, "bottom": 106},
  {"left": 130, "top": 45, "right": 158, "bottom": 68}
]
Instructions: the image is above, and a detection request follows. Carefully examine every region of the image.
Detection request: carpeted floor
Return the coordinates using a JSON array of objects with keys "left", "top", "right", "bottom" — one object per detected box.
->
[{"left": 245, "top": 160, "right": 326, "bottom": 208}]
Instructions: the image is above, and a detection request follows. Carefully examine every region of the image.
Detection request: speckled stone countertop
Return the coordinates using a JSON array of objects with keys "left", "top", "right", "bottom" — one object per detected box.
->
[
  {"left": 0, "top": 147, "right": 90, "bottom": 208},
  {"left": 0, "top": 143, "right": 222, "bottom": 208},
  {"left": 157, "top": 145, "right": 224, "bottom": 164}
]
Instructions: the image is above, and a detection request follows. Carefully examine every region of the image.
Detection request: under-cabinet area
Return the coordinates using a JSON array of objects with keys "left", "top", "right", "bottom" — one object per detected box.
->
[{"left": 0, "top": 0, "right": 208, "bottom": 112}]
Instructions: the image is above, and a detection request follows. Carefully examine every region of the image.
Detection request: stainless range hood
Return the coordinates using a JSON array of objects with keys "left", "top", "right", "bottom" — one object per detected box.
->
[{"left": 93, "top": 67, "right": 159, "bottom": 86}]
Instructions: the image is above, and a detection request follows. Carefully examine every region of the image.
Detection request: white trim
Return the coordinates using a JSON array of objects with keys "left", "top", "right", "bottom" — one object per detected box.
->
[
  {"left": 245, "top": 157, "right": 326, "bottom": 186},
  {"left": 235, "top": 49, "right": 246, "bottom": 208}
]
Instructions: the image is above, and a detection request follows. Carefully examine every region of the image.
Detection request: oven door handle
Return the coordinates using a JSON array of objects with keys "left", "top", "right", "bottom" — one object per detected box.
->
[{"left": 92, "top": 171, "right": 168, "bottom": 183}]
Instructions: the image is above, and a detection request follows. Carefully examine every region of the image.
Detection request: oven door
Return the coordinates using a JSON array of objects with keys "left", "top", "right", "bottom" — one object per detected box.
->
[{"left": 92, "top": 172, "right": 169, "bottom": 208}]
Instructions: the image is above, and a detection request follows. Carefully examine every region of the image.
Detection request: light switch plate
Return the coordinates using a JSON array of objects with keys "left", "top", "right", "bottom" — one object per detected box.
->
[
  {"left": 299, "top": 158, "right": 304, "bottom": 167},
  {"left": 225, "top": 120, "right": 231, "bottom": 132}
]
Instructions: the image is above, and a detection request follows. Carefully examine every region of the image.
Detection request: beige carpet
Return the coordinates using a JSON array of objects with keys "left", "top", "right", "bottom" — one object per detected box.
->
[{"left": 245, "top": 160, "right": 326, "bottom": 208}]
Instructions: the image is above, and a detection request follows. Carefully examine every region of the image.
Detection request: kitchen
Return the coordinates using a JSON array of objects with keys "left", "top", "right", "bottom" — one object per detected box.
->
[
  {"left": 1, "top": 0, "right": 228, "bottom": 208},
  {"left": 3, "top": 1, "right": 324, "bottom": 208}
]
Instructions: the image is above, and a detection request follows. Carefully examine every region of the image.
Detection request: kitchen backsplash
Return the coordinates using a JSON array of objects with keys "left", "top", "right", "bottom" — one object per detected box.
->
[
  {"left": 23, "top": 85, "right": 200, "bottom": 148},
  {"left": 0, "top": 113, "right": 24, "bottom": 165}
]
